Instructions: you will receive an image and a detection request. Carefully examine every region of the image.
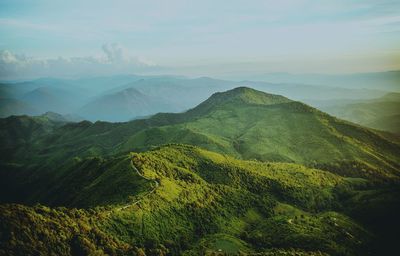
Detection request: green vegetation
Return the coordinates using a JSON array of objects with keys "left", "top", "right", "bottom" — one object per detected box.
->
[
  {"left": 0, "top": 204, "right": 135, "bottom": 255},
  {"left": 1, "top": 87, "right": 399, "bottom": 255},
  {"left": 321, "top": 92, "right": 400, "bottom": 134},
  {"left": 1, "top": 87, "right": 399, "bottom": 181},
  {"left": 1, "top": 144, "right": 399, "bottom": 255},
  {"left": 0, "top": 155, "right": 152, "bottom": 207}
]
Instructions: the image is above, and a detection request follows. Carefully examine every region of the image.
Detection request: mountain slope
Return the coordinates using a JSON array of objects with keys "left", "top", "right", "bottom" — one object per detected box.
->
[
  {"left": 366, "top": 114, "right": 400, "bottom": 134},
  {"left": 21, "top": 87, "right": 85, "bottom": 114},
  {"left": 319, "top": 93, "right": 400, "bottom": 134},
  {"left": 1, "top": 75, "right": 391, "bottom": 121},
  {"left": 115, "top": 88, "right": 399, "bottom": 179},
  {"left": 0, "top": 98, "right": 39, "bottom": 117},
  {"left": 3, "top": 144, "right": 394, "bottom": 255},
  {"left": 2, "top": 87, "right": 399, "bottom": 181}
]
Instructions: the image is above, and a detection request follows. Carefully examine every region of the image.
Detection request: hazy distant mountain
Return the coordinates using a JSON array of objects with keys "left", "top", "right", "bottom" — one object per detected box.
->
[
  {"left": 39, "top": 111, "right": 84, "bottom": 123},
  {"left": 0, "top": 75, "right": 148, "bottom": 118},
  {"left": 0, "top": 98, "right": 39, "bottom": 117},
  {"left": 241, "top": 81, "right": 387, "bottom": 101},
  {"left": 113, "top": 76, "right": 236, "bottom": 109},
  {"left": 21, "top": 87, "right": 85, "bottom": 114},
  {"left": 318, "top": 92, "right": 400, "bottom": 134},
  {"left": 231, "top": 70, "right": 400, "bottom": 91},
  {"left": 78, "top": 87, "right": 174, "bottom": 121},
  {"left": 0, "top": 74, "right": 394, "bottom": 121}
]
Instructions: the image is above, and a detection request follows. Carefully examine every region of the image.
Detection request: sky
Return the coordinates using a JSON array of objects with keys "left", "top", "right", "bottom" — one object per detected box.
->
[{"left": 0, "top": 0, "right": 399, "bottom": 79}]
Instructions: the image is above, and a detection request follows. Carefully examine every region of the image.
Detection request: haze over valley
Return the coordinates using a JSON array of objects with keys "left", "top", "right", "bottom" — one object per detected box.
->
[{"left": 1, "top": 72, "right": 399, "bottom": 126}]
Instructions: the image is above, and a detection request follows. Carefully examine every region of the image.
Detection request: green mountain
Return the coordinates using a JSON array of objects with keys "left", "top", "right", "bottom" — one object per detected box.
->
[
  {"left": 366, "top": 114, "right": 400, "bottom": 134},
  {"left": 319, "top": 93, "right": 400, "bottom": 134},
  {"left": 1, "top": 87, "right": 400, "bottom": 255},
  {"left": 1, "top": 87, "right": 399, "bottom": 181},
  {"left": 2, "top": 144, "right": 399, "bottom": 255},
  {"left": 1, "top": 75, "right": 390, "bottom": 122}
]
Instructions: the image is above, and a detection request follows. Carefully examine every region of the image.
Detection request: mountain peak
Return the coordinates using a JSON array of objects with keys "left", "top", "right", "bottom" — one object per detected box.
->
[
  {"left": 207, "top": 86, "right": 291, "bottom": 106},
  {"left": 184, "top": 87, "right": 292, "bottom": 117},
  {"left": 40, "top": 111, "right": 67, "bottom": 122}
]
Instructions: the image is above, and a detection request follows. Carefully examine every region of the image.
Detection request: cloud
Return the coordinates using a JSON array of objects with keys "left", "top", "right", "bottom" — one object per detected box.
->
[
  {"left": 0, "top": 45, "right": 159, "bottom": 79},
  {"left": 100, "top": 43, "right": 155, "bottom": 66},
  {"left": 102, "top": 43, "right": 124, "bottom": 63}
]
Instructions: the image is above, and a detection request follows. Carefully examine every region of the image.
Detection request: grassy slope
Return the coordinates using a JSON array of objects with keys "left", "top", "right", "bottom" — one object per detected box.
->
[
  {"left": 3, "top": 144, "right": 396, "bottom": 255},
  {"left": 2, "top": 87, "right": 398, "bottom": 182},
  {"left": 117, "top": 89, "right": 400, "bottom": 180},
  {"left": 321, "top": 93, "right": 400, "bottom": 134},
  {"left": 366, "top": 114, "right": 400, "bottom": 134},
  {"left": 0, "top": 155, "right": 152, "bottom": 208}
]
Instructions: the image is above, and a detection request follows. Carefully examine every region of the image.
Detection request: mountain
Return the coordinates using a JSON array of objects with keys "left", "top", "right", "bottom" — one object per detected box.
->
[
  {"left": 78, "top": 87, "right": 175, "bottom": 122},
  {"left": 104, "top": 77, "right": 235, "bottom": 112},
  {"left": 39, "top": 111, "right": 84, "bottom": 123},
  {"left": 0, "top": 98, "right": 39, "bottom": 117},
  {"left": 366, "top": 114, "right": 400, "bottom": 134},
  {"left": 0, "top": 112, "right": 82, "bottom": 164},
  {"left": 232, "top": 71, "right": 400, "bottom": 91},
  {"left": 244, "top": 81, "right": 387, "bottom": 101},
  {"left": 0, "top": 75, "right": 144, "bottom": 98},
  {"left": 21, "top": 87, "right": 85, "bottom": 114},
  {"left": 0, "top": 80, "right": 53, "bottom": 98},
  {"left": 318, "top": 93, "right": 400, "bottom": 134},
  {"left": 0, "top": 76, "right": 147, "bottom": 119},
  {"left": 1, "top": 75, "right": 391, "bottom": 122},
  {"left": 380, "top": 92, "right": 400, "bottom": 101},
  {"left": 0, "top": 112, "right": 70, "bottom": 146},
  {"left": 2, "top": 144, "right": 399, "bottom": 255},
  {"left": 1, "top": 87, "right": 399, "bottom": 181},
  {"left": 1, "top": 88, "right": 400, "bottom": 255}
]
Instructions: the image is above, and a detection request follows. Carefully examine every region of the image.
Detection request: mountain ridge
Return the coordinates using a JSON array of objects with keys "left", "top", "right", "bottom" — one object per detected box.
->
[
  {"left": 1, "top": 87, "right": 399, "bottom": 182},
  {"left": 1, "top": 87, "right": 400, "bottom": 255}
]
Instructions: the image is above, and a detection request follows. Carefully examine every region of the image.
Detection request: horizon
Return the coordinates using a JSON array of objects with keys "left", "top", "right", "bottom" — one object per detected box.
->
[
  {"left": 1, "top": 69, "right": 400, "bottom": 84},
  {"left": 1, "top": 0, "right": 400, "bottom": 79}
]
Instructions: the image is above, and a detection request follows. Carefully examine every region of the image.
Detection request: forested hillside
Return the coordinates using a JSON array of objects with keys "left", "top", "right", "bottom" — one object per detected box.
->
[
  {"left": 1, "top": 88, "right": 399, "bottom": 255},
  {"left": 2, "top": 144, "right": 399, "bottom": 255},
  {"left": 1, "top": 88, "right": 399, "bottom": 181}
]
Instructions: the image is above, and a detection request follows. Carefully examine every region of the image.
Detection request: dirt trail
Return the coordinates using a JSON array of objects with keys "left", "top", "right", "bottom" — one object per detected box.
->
[{"left": 107, "top": 159, "right": 159, "bottom": 213}]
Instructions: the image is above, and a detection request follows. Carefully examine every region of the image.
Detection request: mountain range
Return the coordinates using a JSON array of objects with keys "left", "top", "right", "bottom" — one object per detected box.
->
[
  {"left": 0, "top": 74, "right": 391, "bottom": 122},
  {"left": 0, "top": 86, "right": 399, "bottom": 255},
  {"left": 228, "top": 70, "right": 400, "bottom": 91},
  {"left": 311, "top": 93, "right": 400, "bottom": 134}
]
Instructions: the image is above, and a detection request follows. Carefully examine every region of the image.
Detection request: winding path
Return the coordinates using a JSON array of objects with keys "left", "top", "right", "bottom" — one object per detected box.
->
[{"left": 113, "top": 159, "right": 159, "bottom": 212}]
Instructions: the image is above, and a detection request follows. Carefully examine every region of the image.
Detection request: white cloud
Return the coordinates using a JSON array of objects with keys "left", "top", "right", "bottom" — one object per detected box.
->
[
  {"left": 102, "top": 43, "right": 125, "bottom": 63},
  {"left": 0, "top": 45, "right": 159, "bottom": 79},
  {"left": 99, "top": 43, "right": 155, "bottom": 66}
]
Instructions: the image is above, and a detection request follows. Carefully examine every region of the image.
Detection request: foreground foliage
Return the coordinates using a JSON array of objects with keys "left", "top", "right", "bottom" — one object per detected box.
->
[{"left": 1, "top": 145, "right": 399, "bottom": 255}]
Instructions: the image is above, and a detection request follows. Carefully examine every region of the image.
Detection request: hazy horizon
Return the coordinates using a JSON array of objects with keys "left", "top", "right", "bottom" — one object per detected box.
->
[{"left": 1, "top": 0, "right": 400, "bottom": 80}]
